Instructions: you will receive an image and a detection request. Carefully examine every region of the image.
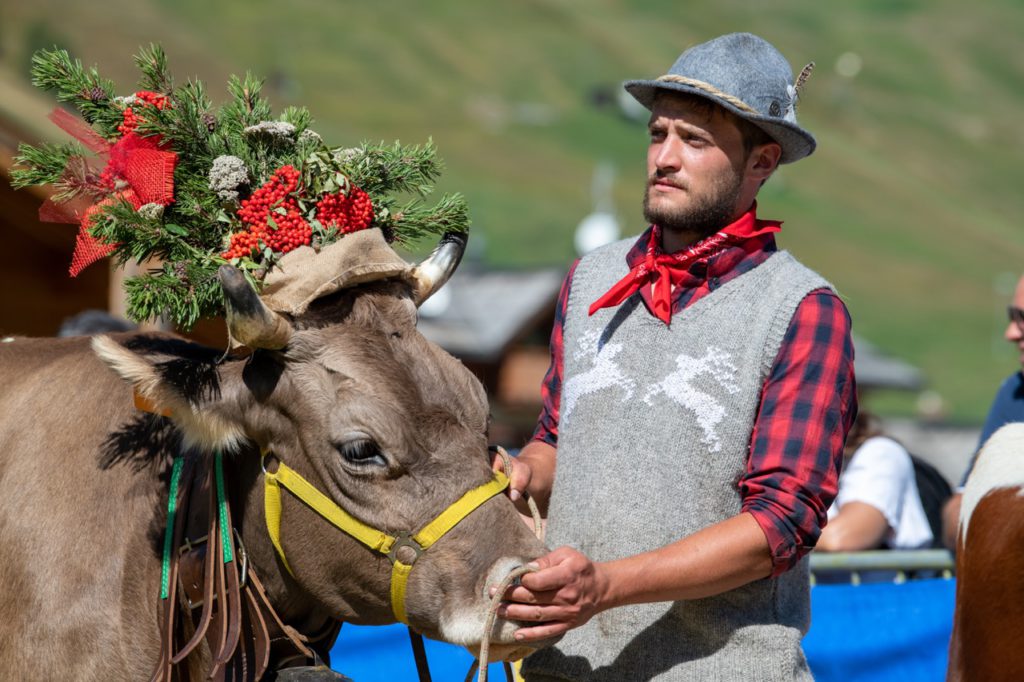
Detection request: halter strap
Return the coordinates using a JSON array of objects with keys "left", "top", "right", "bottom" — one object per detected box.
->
[{"left": 262, "top": 453, "right": 509, "bottom": 624}]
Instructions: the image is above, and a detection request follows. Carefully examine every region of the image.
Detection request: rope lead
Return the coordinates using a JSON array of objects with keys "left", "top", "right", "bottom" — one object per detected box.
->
[{"left": 471, "top": 447, "right": 545, "bottom": 682}]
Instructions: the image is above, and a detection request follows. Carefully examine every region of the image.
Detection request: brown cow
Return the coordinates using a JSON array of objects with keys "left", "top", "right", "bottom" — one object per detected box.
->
[
  {"left": 948, "top": 422, "right": 1024, "bottom": 681},
  {"left": 0, "top": 234, "right": 551, "bottom": 680}
]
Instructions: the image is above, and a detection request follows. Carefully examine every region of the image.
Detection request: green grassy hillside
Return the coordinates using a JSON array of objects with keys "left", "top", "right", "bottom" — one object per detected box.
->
[{"left": 2, "top": 0, "right": 1022, "bottom": 421}]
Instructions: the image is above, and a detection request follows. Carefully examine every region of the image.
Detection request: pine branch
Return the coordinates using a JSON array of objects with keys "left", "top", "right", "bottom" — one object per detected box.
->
[
  {"left": 134, "top": 44, "right": 173, "bottom": 94},
  {"left": 381, "top": 193, "right": 470, "bottom": 244},
  {"left": 51, "top": 156, "right": 105, "bottom": 203},
  {"left": 9, "top": 141, "right": 85, "bottom": 187},
  {"left": 137, "top": 79, "right": 213, "bottom": 162},
  {"left": 30, "top": 48, "right": 121, "bottom": 136},
  {"left": 123, "top": 264, "right": 223, "bottom": 329},
  {"left": 280, "top": 106, "right": 312, "bottom": 131},
  {"left": 221, "top": 73, "right": 272, "bottom": 135},
  {"left": 16, "top": 45, "right": 472, "bottom": 327},
  {"left": 343, "top": 140, "right": 442, "bottom": 197}
]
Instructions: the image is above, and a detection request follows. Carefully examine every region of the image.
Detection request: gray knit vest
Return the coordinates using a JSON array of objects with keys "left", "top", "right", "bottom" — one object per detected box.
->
[{"left": 523, "top": 241, "right": 832, "bottom": 682}]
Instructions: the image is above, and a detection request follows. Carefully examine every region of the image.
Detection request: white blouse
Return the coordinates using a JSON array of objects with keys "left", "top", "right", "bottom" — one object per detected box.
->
[{"left": 827, "top": 436, "right": 933, "bottom": 549}]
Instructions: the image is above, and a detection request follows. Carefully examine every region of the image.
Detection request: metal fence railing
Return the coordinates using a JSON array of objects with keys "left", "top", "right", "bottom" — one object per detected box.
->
[{"left": 809, "top": 549, "right": 955, "bottom": 585}]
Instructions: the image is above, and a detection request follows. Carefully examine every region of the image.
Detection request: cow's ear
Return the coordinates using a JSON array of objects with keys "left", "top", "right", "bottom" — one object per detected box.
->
[{"left": 92, "top": 335, "right": 246, "bottom": 451}]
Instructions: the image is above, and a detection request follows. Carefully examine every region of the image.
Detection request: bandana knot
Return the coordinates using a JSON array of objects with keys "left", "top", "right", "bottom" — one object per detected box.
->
[{"left": 588, "top": 209, "right": 782, "bottom": 325}]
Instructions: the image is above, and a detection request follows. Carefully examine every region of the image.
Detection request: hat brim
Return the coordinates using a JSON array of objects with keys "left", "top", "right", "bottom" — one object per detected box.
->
[{"left": 624, "top": 79, "right": 816, "bottom": 164}]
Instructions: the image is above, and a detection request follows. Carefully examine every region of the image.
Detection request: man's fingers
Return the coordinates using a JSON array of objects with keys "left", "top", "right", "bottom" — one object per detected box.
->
[
  {"left": 512, "top": 621, "right": 571, "bottom": 643},
  {"left": 501, "top": 598, "right": 577, "bottom": 618},
  {"left": 500, "top": 585, "right": 560, "bottom": 604},
  {"left": 492, "top": 454, "right": 530, "bottom": 502},
  {"left": 519, "top": 563, "right": 574, "bottom": 593}
]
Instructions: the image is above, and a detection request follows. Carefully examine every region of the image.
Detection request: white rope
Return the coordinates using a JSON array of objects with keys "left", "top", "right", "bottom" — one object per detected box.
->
[{"left": 469, "top": 447, "right": 545, "bottom": 682}]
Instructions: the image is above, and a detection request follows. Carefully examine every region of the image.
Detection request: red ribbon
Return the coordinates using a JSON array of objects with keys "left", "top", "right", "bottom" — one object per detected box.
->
[
  {"left": 40, "top": 108, "right": 178, "bottom": 276},
  {"left": 588, "top": 209, "right": 782, "bottom": 325}
]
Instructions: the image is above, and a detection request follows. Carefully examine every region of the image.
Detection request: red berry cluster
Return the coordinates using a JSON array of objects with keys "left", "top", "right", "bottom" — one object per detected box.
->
[
  {"left": 118, "top": 90, "right": 171, "bottom": 136},
  {"left": 315, "top": 186, "right": 374, "bottom": 234},
  {"left": 222, "top": 165, "right": 312, "bottom": 260}
]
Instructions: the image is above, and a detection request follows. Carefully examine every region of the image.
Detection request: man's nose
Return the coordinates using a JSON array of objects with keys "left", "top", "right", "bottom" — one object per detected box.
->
[
  {"left": 654, "top": 138, "right": 683, "bottom": 173},
  {"left": 1005, "top": 321, "right": 1022, "bottom": 343}
]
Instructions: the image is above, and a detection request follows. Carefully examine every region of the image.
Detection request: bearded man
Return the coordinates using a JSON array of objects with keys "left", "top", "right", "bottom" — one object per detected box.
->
[{"left": 495, "top": 33, "right": 857, "bottom": 680}]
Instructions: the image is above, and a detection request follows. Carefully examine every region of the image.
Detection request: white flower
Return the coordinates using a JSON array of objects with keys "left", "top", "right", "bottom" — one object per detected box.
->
[
  {"left": 299, "top": 129, "right": 323, "bottom": 145},
  {"left": 333, "top": 147, "right": 361, "bottom": 163},
  {"left": 208, "top": 155, "right": 250, "bottom": 202},
  {"left": 243, "top": 121, "right": 297, "bottom": 142},
  {"left": 137, "top": 203, "right": 165, "bottom": 220}
]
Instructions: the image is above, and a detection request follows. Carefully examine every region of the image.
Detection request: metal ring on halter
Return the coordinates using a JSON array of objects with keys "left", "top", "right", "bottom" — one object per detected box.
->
[
  {"left": 260, "top": 450, "right": 279, "bottom": 476},
  {"left": 386, "top": 532, "right": 426, "bottom": 566}
]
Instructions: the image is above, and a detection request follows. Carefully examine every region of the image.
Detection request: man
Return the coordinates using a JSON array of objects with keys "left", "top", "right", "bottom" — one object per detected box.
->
[
  {"left": 494, "top": 33, "right": 857, "bottom": 680},
  {"left": 941, "top": 273, "right": 1024, "bottom": 550}
]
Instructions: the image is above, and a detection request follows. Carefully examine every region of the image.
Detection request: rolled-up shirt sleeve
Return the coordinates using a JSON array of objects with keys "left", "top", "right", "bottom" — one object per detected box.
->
[{"left": 741, "top": 289, "right": 857, "bottom": 576}]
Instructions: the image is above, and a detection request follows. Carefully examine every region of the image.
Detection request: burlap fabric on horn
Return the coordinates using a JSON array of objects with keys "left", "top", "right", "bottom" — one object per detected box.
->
[{"left": 259, "top": 228, "right": 413, "bottom": 315}]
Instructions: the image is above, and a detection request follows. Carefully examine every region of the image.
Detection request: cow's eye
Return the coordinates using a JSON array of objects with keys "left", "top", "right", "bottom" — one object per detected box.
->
[{"left": 336, "top": 438, "right": 386, "bottom": 467}]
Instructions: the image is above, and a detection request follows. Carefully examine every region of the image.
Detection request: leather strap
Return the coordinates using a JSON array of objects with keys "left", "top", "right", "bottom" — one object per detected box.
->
[
  {"left": 172, "top": 467, "right": 217, "bottom": 664},
  {"left": 408, "top": 630, "right": 434, "bottom": 682},
  {"left": 150, "top": 455, "right": 336, "bottom": 681},
  {"left": 150, "top": 455, "right": 195, "bottom": 682}
]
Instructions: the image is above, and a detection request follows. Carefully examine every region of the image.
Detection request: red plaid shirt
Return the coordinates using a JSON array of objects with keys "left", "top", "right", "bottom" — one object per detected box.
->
[{"left": 532, "top": 227, "right": 857, "bottom": 575}]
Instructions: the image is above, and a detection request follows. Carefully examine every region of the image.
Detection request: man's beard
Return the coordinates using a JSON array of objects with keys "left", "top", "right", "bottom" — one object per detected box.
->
[{"left": 643, "top": 166, "right": 745, "bottom": 239}]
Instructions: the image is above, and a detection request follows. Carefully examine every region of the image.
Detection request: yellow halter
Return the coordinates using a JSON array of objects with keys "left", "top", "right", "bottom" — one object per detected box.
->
[{"left": 261, "top": 452, "right": 510, "bottom": 624}]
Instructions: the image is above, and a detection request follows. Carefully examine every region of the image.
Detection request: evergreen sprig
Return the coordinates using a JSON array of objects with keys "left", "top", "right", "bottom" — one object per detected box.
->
[
  {"left": 344, "top": 140, "right": 443, "bottom": 197},
  {"left": 12, "top": 45, "right": 471, "bottom": 329},
  {"left": 29, "top": 48, "right": 122, "bottom": 137},
  {"left": 9, "top": 141, "right": 85, "bottom": 188},
  {"left": 134, "top": 44, "right": 173, "bottom": 94}
]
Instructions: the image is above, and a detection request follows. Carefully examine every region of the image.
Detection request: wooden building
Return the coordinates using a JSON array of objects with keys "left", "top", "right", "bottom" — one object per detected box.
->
[{"left": 0, "top": 66, "right": 110, "bottom": 337}]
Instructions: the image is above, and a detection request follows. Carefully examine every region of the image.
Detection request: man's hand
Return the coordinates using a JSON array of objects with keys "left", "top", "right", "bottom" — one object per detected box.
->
[
  {"left": 488, "top": 513, "right": 773, "bottom": 643},
  {"left": 491, "top": 450, "right": 532, "bottom": 503},
  {"left": 491, "top": 546, "right": 610, "bottom": 642},
  {"left": 490, "top": 440, "right": 557, "bottom": 515}
]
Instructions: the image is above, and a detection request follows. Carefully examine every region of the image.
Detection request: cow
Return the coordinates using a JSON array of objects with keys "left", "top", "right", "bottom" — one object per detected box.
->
[
  {"left": 0, "top": 232, "right": 552, "bottom": 680},
  {"left": 948, "top": 422, "right": 1024, "bottom": 681}
]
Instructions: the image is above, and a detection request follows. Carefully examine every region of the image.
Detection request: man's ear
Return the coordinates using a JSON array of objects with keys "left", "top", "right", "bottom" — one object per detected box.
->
[
  {"left": 747, "top": 142, "right": 782, "bottom": 182},
  {"left": 92, "top": 335, "right": 248, "bottom": 452}
]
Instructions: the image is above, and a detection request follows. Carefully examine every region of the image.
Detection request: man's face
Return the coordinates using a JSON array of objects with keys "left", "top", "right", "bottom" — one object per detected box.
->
[
  {"left": 1005, "top": 275, "right": 1024, "bottom": 368},
  {"left": 643, "top": 94, "right": 752, "bottom": 238}
]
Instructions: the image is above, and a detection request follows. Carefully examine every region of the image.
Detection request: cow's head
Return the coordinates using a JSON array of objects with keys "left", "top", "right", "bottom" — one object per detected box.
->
[{"left": 93, "top": 232, "right": 551, "bottom": 660}]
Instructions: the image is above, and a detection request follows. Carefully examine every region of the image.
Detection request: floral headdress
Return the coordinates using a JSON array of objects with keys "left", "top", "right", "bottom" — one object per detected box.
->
[{"left": 11, "top": 46, "right": 469, "bottom": 328}]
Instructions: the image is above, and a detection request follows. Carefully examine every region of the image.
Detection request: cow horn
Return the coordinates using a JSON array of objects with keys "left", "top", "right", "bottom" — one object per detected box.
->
[
  {"left": 411, "top": 231, "right": 468, "bottom": 305},
  {"left": 218, "top": 265, "right": 293, "bottom": 349}
]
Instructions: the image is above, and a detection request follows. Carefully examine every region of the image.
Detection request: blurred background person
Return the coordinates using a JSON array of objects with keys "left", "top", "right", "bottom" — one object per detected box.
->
[
  {"left": 818, "top": 410, "right": 934, "bottom": 552},
  {"left": 942, "top": 273, "right": 1024, "bottom": 550}
]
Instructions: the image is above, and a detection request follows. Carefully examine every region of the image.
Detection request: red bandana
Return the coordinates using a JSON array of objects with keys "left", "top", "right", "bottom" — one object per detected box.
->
[{"left": 588, "top": 208, "right": 782, "bottom": 325}]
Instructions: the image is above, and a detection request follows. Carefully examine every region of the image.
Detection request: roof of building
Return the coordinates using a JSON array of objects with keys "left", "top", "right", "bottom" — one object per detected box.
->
[
  {"left": 417, "top": 266, "right": 564, "bottom": 362},
  {"left": 853, "top": 334, "right": 926, "bottom": 392}
]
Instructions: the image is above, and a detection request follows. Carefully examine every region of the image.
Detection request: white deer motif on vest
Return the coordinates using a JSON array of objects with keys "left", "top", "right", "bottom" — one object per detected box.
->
[
  {"left": 642, "top": 346, "right": 741, "bottom": 452},
  {"left": 561, "top": 329, "right": 636, "bottom": 425}
]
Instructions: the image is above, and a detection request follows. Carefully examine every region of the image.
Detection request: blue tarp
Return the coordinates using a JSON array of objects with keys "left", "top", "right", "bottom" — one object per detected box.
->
[
  {"left": 330, "top": 578, "right": 957, "bottom": 681},
  {"left": 330, "top": 624, "right": 507, "bottom": 681},
  {"left": 804, "top": 578, "right": 956, "bottom": 682}
]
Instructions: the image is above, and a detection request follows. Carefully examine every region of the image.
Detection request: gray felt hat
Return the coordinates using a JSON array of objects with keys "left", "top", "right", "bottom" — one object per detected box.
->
[{"left": 624, "top": 33, "right": 816, "bottom": 164}]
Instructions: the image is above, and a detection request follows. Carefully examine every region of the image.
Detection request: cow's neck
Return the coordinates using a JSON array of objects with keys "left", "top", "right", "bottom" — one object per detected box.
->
[{"left": 226, "top": 447, "right": 334, "bottom": 633}]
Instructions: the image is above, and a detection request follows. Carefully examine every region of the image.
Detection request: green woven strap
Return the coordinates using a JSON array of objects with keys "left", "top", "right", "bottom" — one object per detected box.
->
[
  {"left": 160, "top": 455, "right": 185, "bottom": 600},
  {"left": 215, "top": 452, "right": 234, "bottom": 564}
]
